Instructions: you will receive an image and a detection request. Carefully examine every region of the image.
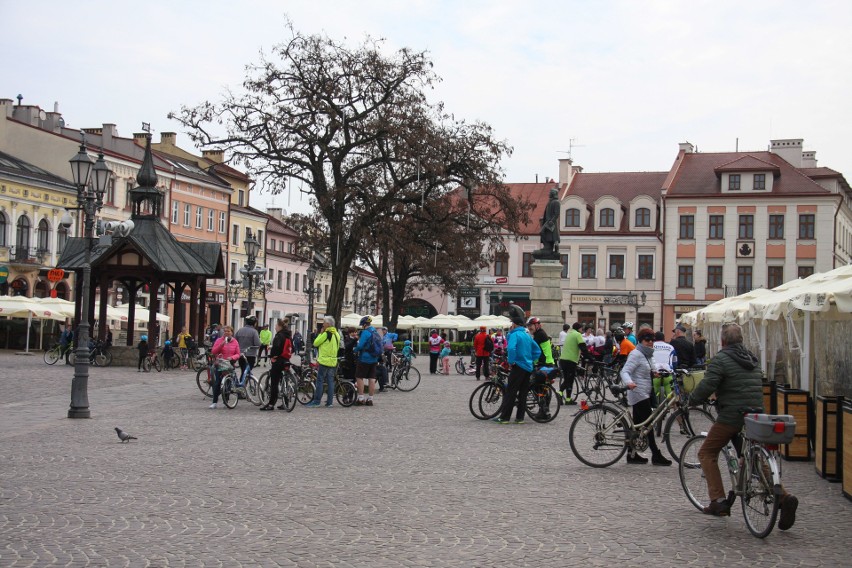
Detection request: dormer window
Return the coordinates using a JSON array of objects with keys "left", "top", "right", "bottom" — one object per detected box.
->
[
  {"left": 564, "top": 208, "right": 580, "bottom": 227},
  {"left": 599, "top": 208, "right": 615, "bottom": 228},
  {"left": 728, "top": 174, "right": 741, "bottom": 190},
  {"left": 754, "top": 174, "right": 766, "bottom": 190},
  {"left": 635, "top": 207, "right": 650, "bottom": 227}
]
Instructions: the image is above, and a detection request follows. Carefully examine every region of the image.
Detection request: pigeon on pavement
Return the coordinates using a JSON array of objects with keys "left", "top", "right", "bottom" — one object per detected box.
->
[{"left": 115, "top": 427, "right": 137, "bottom": 443}]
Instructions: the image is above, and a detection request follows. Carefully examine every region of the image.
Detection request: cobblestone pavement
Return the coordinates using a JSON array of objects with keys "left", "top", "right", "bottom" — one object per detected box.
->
[{"left": 1, "top": 351, "right": 850, "bottom": 567}]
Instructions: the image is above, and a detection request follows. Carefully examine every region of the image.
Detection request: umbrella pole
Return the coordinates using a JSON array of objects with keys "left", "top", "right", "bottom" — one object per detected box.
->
[{"left": 25, "top": 313, "right": 32, "bottom": 353}]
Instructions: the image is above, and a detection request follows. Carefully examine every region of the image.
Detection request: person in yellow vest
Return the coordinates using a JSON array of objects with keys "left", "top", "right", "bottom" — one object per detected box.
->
[
  {"left": 258, "top": 325, "right": 272, "bottom": 367},
  {"left": 176, "top": 327, "right": 192, "bottom": 369},
  {"left": 307, "top": 316, "right": 341, "bottom": 407}
]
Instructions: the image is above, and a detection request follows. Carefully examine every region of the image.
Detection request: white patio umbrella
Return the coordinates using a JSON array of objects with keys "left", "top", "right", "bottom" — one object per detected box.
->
[{"left": 0, "top": 295, "right": 69, "bottom": 353}]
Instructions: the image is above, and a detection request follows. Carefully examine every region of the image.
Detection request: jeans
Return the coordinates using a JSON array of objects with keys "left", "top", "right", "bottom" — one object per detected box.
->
[
  {"left": 313, "top": 364, "right": 336, "bottom": 405},
  {"left": 475, "top": 355, "right": 491, "bottom": 379},
  {"left": 698, "top": 421, "right": 742, "bottom": 501},
  {"left": 212, "top": 367, "right": 226, "bottom": 403},
  {"left": 631, "top": 398, "right": 663, "bottom": 457},
  {"left": 499, "top": 364, "right": 531, "bottom": 421}
]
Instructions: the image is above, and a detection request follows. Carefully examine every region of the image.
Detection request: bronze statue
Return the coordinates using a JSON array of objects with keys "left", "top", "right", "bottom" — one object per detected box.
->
[{"left": 533, "top": 187, "right": 561, "bottom": 259}]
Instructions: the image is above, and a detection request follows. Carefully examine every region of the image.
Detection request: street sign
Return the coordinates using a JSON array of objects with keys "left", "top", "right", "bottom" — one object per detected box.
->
[
  {"left": 482, "top": 276, "right": 509, "bottom": 285},
  {"left": 47, "top": 268, "right": 65, "bottom": 283}
]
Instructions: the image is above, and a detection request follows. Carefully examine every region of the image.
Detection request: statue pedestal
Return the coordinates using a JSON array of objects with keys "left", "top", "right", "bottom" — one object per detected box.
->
[{"left": 530, "top": 260, "right": 564, "bottom": 340}]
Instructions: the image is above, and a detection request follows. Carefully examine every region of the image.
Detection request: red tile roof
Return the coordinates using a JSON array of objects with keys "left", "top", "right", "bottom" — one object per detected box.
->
[
  {"left": 565, "top": 171, "right": 668, "bottom": 203},
  {"left": 665, "top": 151, "right": 828, "bottom": 196},
  {"left": 498, "top": 182, "right": 562, "bottom": 235},
  {"left": 713, "top": 155, "right": 780, "bottom": 173}
]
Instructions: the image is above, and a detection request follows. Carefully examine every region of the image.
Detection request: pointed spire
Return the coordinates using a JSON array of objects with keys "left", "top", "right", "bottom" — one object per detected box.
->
[{"left": 136, "top": 134, "right": 158, "bottom": 188}]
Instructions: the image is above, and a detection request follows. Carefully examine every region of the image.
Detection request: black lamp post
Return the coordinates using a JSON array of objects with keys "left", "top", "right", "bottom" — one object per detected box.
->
[
  {"left": 305, "top": 263, "right": 318, "bottom": 366},
  {"left": 627, "top": 290, "right": 647, "bottom": 313},
  {"left": 242, "top": 230, "right": 261, "bottom": 317},
  {"left": 226, "top": 280, "right": 240, "bottom": 327},
  {"left": 66, "top": 139, "right": 112, "bottom": 419},
  {"left": 487, "top": 289, "right": 504, "bottom": 316}
]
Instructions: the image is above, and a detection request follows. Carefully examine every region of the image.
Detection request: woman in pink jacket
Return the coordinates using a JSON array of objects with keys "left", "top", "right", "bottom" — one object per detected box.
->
[{"left": 209, "top": 325, "right": 241, "bottom": 409}]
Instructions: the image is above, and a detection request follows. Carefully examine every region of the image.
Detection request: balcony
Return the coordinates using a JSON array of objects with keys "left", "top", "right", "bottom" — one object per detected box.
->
[{"left": 8, "top": 246, "right": 49, "bottom": 271}]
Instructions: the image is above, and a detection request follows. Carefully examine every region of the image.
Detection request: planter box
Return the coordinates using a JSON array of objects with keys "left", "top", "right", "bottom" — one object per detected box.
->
[
  {"left": 815, "top": 395, "right": 842, "bottom": 481},
  {"left": 762, "top": 381, "right": 780, "bottom": 415},
  {"left": 776, "top": 386, "right": 811, "bottom": 461}
]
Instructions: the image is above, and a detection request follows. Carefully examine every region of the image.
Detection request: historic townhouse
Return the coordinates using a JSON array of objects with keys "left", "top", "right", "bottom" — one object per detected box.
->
[{"left": 661, "top": 139, "right": 852, "bottom": 331}]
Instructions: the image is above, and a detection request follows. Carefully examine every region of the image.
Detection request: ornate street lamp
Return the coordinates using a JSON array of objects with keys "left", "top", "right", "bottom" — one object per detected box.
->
[
  {"left": 66, "top": 138, "right": 112, "bottom": 419},
  {"left": 227, "top": 279, "right": 241, "bottom": 326},
  {"left": 627, "top": 290, "right": 647, "bottom": 313}
]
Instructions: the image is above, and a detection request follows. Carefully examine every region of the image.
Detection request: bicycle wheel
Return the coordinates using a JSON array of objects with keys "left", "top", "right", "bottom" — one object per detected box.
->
[
  {"left": 100, "top": 350, "right": 113, "bottom": 367},
  {"left": 44, "top": 346, "right": 61, "bottom": 365},
  {"left": 526, "top": 384, "right": 561, "bottom": 423},
  {"left": 568, "top": 404, "right": 629, "bottom": 468},
  {"left": 280, "top": 374, "right": 297, "bottom": 412},
  {"left": 395, "top": 365, "right": 421, "bottom": 392},
  {"left": 478, "top": 382, "right": 504, "bottom": 420},
  {"left": 196, "top": 368, "right": 214, "bottom": 398},
  {"left": 257, "top": 372, "right": 271, "bottom": 406},
  {"left": 742, "top": 446, "right": 779, "bottom": 538},
  {"left": 678, "top": 434, "right": 712, "bottom": 512},
  {"left": 297, "top": 378, "right": 315, "bottom": 405},
  {"left": 67, "top": 351, "right": 76, "bottom": 365},
  {"left": 246, "top": 375, "right": 262, "bottom": 406},
  {"left": 336, "top": 381, "right": 357, "bottom": 407},
  {"left": 153, "top": 355, "right": 162, "bottom": 372},
  {"left": 469, "top": 383, "right": 492, "bottom": 419},
  {"left": 221, "top": 376, "right": 238, "bottom": 409},
  {"left": 142, "top": 357, "right": 151, "bottom": 372},
  {"left": 455, "top": 358, "right": 465, "bottom": 375},
  {"left": 190, "top": 353, "right": 205, "bottom": 372},
  {"left": 664, "top": 407, "right": 716, "bottom": 463}
]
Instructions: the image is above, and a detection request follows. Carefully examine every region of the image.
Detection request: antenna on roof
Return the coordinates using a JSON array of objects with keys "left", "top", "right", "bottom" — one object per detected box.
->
[{"left": 557, "top": 138, "right": 586, "bottom": 160}]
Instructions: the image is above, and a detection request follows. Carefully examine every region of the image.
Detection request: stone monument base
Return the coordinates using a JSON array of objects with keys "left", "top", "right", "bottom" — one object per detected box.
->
[{"left": 530, "top": 260, "right": 564, "bottom": 340}]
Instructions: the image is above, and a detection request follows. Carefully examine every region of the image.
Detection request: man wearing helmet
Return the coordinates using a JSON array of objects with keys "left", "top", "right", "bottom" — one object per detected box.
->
[
  {"left": 494, "top": 309, "right": 542, "bottom": 424},
  {"left": 235, "top": 315, "right": 261, "bottom": 372},
  {"left": 622, "top": 322, "right": 636, "bottom": 345},
  {"left": 354, "top": 316, "right": 380, "bottom": 406},
  {"left": 137, "top": 334, "right": 149, "bottom": 372},
  {"left": 526, "top": 317, "right": 554, "bottom": 366}
]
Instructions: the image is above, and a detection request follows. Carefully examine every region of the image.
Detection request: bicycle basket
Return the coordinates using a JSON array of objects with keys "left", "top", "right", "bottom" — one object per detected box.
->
[
  {"left": 215, "top": 359, "right": 234, "bottom": 373},
  {"left": 680, "top": 370, "right": 705, "bottom": 393},
  {"left": 744, "top": 414, "right": 795, "bottom": 445}
]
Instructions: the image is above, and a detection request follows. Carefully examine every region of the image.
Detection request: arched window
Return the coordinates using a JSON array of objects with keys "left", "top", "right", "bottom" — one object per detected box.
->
[
  {"left": 0, "top": 212, "right": 7, "bottom": 247},
  {"left": 37, "top": 219, "right": 50, "bottom": 253},
  {"left": 16, "top": 215, "right": 31, "bottom": 257},
  {"left": 34, "top": 279, "right": 49, "bottom": 298},
  {"left": 564, "top": 208, "right": 580, "bottom": 227},
  {"left": 599, "top": 208, "right": 615, "bottom": 227},
  {"left": 635, "top": 207, "right": 651, "bottom": 227},
  {"left": 57, "top": 225, "right": 69, "bottom": 254}
]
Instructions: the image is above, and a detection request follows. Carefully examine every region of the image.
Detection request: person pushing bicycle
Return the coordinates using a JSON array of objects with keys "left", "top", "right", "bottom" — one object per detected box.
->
[{"left": 687, "top": 323, "right": 798, "bottom": 528}]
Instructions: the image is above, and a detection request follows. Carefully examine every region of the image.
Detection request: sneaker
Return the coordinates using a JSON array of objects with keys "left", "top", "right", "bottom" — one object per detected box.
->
[
  {"left": 652, "top": 454, "right": 673, "bottom": 466},
  {"left": 513, "top": 419, "right": 525, "bottom": 425},
  {"left": 564, "top": 398, "right": 577, "bottom": 405},
  {"left": 305, "top": 401, "right": 321, "bottom": 407},
  {"left": 325, "top": 403, "right": 333, "bottom": 408},
  {"left": 208, "top": 403, "right": 218, "bottom": 409},
  {"left": 703, "top": 499, "right": 732, "bottom": 517},
  {"left": 778, "top": 494, "right": 798, "bottom": 530},
  {"left": 492, "top": 418, "right": 512, "bottom": 424},
  {"left": 365, "top": 400, "right": 374, "bottom": 406},
  {"left": 626, "top": 454, "right": 649, "bottom": 464}
]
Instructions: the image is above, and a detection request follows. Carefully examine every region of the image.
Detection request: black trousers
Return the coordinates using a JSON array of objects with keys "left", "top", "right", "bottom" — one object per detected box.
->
[
  {"left": 138, "top": 352, "right": 146, "bottom": 370},
  {"left": 429, "top": 352, "right": 439, "bottom": 374},
  {"left": 475, "top": 355, "right": 491, "bottom": 379},
  {"left": 499, "top": 364, "right": 531, "bottom": 421},
  {"left": 559, "top": 359, "right": 577, "bottom": 396},
  {"left": 632, "top": 397, "right": 662, "bottom": 456},
  {"left": 267, "top": 359, "right": 286, "bottom": 407}
]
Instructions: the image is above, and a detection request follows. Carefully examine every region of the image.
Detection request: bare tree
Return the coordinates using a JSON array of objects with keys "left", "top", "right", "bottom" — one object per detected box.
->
[{"left": 172, "top": 21, "right": 517, "bottom": 323}]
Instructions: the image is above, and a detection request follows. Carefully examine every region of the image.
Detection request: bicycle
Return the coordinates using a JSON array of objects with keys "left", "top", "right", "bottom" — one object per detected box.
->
[
  {"left": 525, "top": 366, "right": 561, "bottom": 423},
  {"left": 43, "top": 343, "right": 72, "bottom": 365},
  {"left": 679, "top": 411, "right": 795, "bottom": 538},
  {"left": 468, "top": 366, "right": 508, "bottom": 420},
  {"left": 454, "top": 350, "right": 475, "bottom": 375},
  {"left": 67, "top": 339, "right": 113, "bottom": 367},
  {"left": 567, "top": 373, "right": 713, "bottom": 467},
  {"left": 257, "top": 365, "right": 299, "bottom": 412},
  {"left": 195, "top": 352, "right": 218, "bottom": 397},
  {"left": 389, "top": 355, "right": 421, "bottom": 391},
  {"left": 142, "top": 349, "right": 162, "bottom": 372},
  {"left": 571, "top": 360, "right": 620, "bottom": 405},
  {"left": 219, "top": 355, "right": 262, "bottom": 409}
]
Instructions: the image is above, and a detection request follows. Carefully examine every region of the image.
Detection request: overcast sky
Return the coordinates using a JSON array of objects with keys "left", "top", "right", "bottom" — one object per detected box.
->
[{"left": 4, "top": 0, "right": 851, "bottom": 213}]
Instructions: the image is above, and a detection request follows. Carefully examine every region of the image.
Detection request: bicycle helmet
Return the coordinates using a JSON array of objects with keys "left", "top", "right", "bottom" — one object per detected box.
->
[
  {"left": 359, "top": 315, "right": 373, "bottom": 327},
  {"left": 245, "top": 315, "right": 257, "bottom": 326},
  {"left": 164, "top": 340, "right": 171, "bottom": 346},
  {"left": 622, "top": 321, "right": 634, "bottom": 329},
  {"left": 141, "top": 335, "right": 148, "bottom": 341},
  {"left": 404, "top": 340, "right": 411, "bottom": 346},
  {"left": 612, "top": 327, "right": 624, "bottom": 335},
  {"left": 526, "top": 316, "right": 540, "bottom": 326}
]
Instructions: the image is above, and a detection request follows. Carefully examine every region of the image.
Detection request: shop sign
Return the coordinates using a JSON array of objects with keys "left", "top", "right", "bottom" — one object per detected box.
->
[
  {"left": 47, "top": 268, "right": 65, "bottom": 282},
  {"left": 0, "top": 265, "right": 8, "bottom": 284}
]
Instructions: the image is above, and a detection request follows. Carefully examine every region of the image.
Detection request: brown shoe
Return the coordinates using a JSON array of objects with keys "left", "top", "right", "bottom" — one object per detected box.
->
[
  {"left": 354, "top": 400, "right": 364, "bottom": 406},
  {"left": 365, "top": 400, "right": 374, "bottom": 406},
  {"left": 778, "top": 494, "right": 798, "bottom": 530},
  {"left": 703, "top": 499, "right": 731, "bottom": 517}
]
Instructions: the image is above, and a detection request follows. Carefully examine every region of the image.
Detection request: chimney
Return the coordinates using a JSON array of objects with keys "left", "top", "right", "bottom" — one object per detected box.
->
[
  {"left": 558, "top": 158, "right": 574, "bottom": 186},
  {"left": 160, "top": 132, "right": 176, "bottom": 146},
  {"left": 133, "top": 132, "right": 148, "bottom": 145},
  {"left": 202, "top": 149, "right": 224, "bottom": 163},
  {"left": 12, "top": 105, "right": 42, "bottom": 126},
  {"left": 0, "top": 99, "right": 14, "bottom": 118},
  {"left": 801, "top": 150, "right": 817, "bottom": 168},
  {"left": 770, "top": 138, "right": 804, "bottom": 167},
  {"left": 102, "top": 124, "right": 117, "bottom": 147},
  {"left": 678, "top": 142, "right": 695, "bottom": 153},
  {"left": 267, "top": 207, "right": 282, "bottom": 219}
]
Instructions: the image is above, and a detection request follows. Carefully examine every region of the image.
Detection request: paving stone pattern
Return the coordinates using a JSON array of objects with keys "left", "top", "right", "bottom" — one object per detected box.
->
[{"left": 0, "top": 351, "right": 850, "bottom": 567}]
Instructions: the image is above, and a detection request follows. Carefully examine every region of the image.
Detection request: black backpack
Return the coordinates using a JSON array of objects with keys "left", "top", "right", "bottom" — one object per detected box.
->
[{"left": 484, "top": 335, "right": 494, "bottom": 353}]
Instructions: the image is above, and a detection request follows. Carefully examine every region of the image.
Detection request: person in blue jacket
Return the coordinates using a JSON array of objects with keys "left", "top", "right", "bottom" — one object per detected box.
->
[
  {"left": 495, "top": 312, "right": 542, "bottom": 424},
  {"left": 354, "top": 315, "right": 380, "bottom": 406}
]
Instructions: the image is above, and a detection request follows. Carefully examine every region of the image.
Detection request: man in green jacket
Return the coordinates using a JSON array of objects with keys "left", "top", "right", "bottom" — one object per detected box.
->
[
  {"left": 688, "top": 323, "right": 798, "bottom": 529},
  {"left": 258, "top": 325, "right": 272, "bottom": 367},
  {"left": 307, "top": 316, "right": 341, "bottom": 407}
]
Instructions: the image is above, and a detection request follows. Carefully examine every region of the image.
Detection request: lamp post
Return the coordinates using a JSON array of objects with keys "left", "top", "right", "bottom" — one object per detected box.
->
[
  {"left": 242, "top": 230, "right": 261, "bottom": 317},
  {"left": 305, "top": 263, "right": 318, "bottom": 366},
  {"left": 226, "top": 280, "right": 240, "bottom": 327},
  {"left": 627, "top": 290, "right": 647, "bottom": 314},
  {"left": 487, "top": 290, "right": 504, "bottom": 316},
  {"left": 66, "top": 139, "right": 112, "bottom": 419}
]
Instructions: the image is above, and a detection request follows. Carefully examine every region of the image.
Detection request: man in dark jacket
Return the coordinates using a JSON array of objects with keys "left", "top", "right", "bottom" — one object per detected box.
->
[
  {"left": 670, "top": 324, "right": 696, "bottom": 368},
  {"left": 688, "top": 323, "right": 798, "bottom": 529}
]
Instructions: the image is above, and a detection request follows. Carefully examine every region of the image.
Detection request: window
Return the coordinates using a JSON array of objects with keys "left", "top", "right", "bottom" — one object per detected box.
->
[
  {"left": 768, "top": 266, "right": 784, "bottom": 289},
  {"left": 560, "top": 254, "right": 569, "bottom": 278},
  {"left": 16, "top": 215, "right": 30, "bottom": 251},
  {"left": 494, "top": 252, "right": 508, "bottom": 277},
  {"left": 754, "top": 174, "right": 766, "bottom": 190},
  {"left": 798, "top": 266, "right": 814, "bottom": 279},
  {"left": 678, "top": 265, "right": 694, "bottom": 288},
  {"left": 729, "top": 174, "right": 741, "bottom": 190},
  {"left": 277, "top": 270, "right": 283, "bottom": 289},
  {"left": 232, "top": 224, "right": 239, "bottom": 245},
  {"left": 522, "top": 253, "right": 533, "bottom": 277},
  {"left": 106, "top": 178, "right": 115, "bottom": 204},
  {"left": 257, "top": 230, "right": 263, "bottom": 250},
  {"left": 635, "top": 207, "right": 651, "bottom": 228},
  {"left": 37, "top": 219, "right": 49, "bottom": 252},
  {"left": 183, "top": 204, "right": 190, "bottom": 226},
  {"left": 294, "top": 273, "right": 299, "bottom": 292},
  {"left": 303, "top": 274, "right": 308, "bottom": 291},
  {"left": 707, "top": 266, "right": 723, "bottom": 288},
  {"left": 768, "top": 215, "right": 785, "bottom": 239},
  {"left": 286, "top": 271, "right": 292, "bottom": 290},
  {"left": 679, "top": 215, "right": 694, "bottom": 239},
  {"left": 125, "top": 181, "right": 133, "bottom": 208},
  {"left": 238, "top": 190, "right": 245, "bottom": 207},
  {"left": 565, "top": 208, "right": 580, "bottom": 227},
  {"left": 738, "top": 215, "right": 754, "bottom": 239},
  {"left": 799, "top": 214, "right": 815, "bottom": 239},
  {"left": 57, "top": 225, "right": 68, "bottom": 253},
  {"left": 608, "top": 254, "right": 624, "bottom": 279},
  {"left": 208, "top": 209, "right": 214, "bottom": 231},
  {"left": 580, "top": 254, "right": 596, "bottom": 279},
  {"left": 599, "top": 208, "right": 615, "bottom": 228},
  {"left": 324, "top": 285, "right": 329, "bottom": 302},
  {"left": 0, "top": 213, "right": 6, "bottom": 247},
  {"left": 172, "top": 200, "right": 179, "bottom": 224},
  {"left": 737, "top": 266, "right": 753, "bottom": 295},
  {"left": 270, "top": 238, "right": 276, "bottom": 251},
  {"left": 230, "top": 262, "right": 238, "bottom": 281},
  {"left": 196, "top": 206, "right": 203, "bottom": 229},
  {"left": 637, "top": 254, "right": 654, "bottom": 279},
  {"left": 219, "top": 212, "right": 226, "bottom": 233},
  {"left": 708, "top": 215, "right": 724, "bottom": 239}
]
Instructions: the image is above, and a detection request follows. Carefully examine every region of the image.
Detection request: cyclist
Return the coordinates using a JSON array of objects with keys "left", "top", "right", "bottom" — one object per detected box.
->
[
  {"left": 687, "top": 323, "right": 798, "bottom": 528},
  {"left": 558, "top": 322, "right": 587, "bottom": 405},
  {"left": 162, "top": 340, "right": 176, "bottom": 371},
  {"left": 526, "top": 317, "right": 554, "bottom": 366},
  {"left": 261, "top": 318, "right": 292, "bottom": 411},
  {"left": 58, "top": 323, "right": 74, "bottom": 365},
  {"left": 209, "top": 325, "right": 241, "bottom": 410},
  {"left": 136, "top": 335, "right": 148, "bottom": 372},
  {"left": 401, "top": 339, "right": 415, "bottom": 362},
  {"left": 493, "top": 311, "right": 541, "bottom": 425}
]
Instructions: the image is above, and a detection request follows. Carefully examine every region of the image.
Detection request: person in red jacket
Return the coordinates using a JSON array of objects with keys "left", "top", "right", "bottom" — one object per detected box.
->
[
  {"left": 209, "top": 325, "right": 241, "bottom": 409},
  {"left": 472, "top": 326, "right": 493, "bottom": 381}
]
